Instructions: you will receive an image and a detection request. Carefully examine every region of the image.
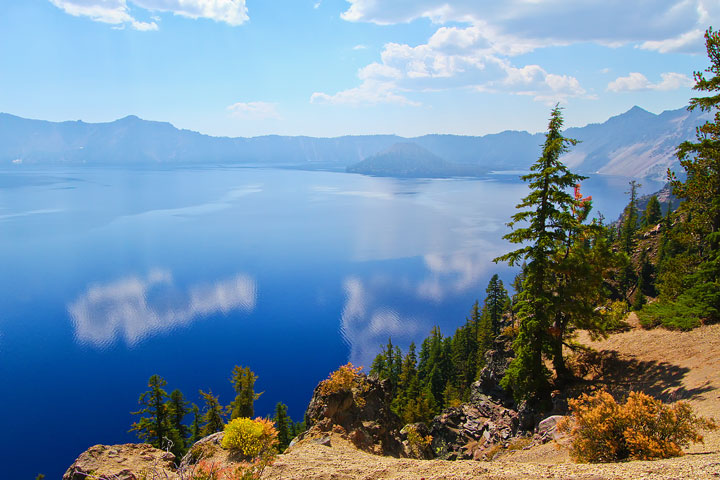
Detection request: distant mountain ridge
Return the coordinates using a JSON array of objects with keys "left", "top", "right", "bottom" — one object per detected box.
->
[{"left": 0, "top": 106, "right": 709, "bottom": 179}]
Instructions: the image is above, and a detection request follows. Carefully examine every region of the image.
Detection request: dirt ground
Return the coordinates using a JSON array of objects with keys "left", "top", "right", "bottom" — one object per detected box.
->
[{"left": 264, "top": 322, "right": 720, "bottom": 479}]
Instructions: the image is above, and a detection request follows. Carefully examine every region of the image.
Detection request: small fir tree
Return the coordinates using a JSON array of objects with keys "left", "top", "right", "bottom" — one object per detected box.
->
[
  {"left": 199, "top": 389, "right": 226, "bottom": 436},
  {"left": 273, "top": 402, "right": 292, "bottom": 451},
  {"left": 230, "top": 366, "right": 262, "bottom": 420},
  {"left": 130, "top": 375, "right": 172, "bottom": 450}
]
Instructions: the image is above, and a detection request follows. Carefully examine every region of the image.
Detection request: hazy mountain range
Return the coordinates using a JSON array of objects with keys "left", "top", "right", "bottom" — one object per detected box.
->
[{"left": 0, "top": 106, "right": 709, "bottom": 180}]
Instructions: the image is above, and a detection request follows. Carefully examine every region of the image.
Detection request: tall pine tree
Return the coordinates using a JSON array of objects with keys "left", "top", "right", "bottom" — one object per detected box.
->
[{"left": 494, "top": 106, "right": 585, "bottom": 408}]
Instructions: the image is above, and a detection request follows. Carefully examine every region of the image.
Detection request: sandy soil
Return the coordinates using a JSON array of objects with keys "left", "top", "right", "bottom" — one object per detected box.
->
[{"left": 263, "top": 322, "right": 720, "bottom": 480}]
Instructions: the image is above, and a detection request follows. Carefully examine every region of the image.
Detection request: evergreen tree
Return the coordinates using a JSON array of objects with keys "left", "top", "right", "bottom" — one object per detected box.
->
[
  {"left": 369, "top": 338, "right": 402, "bottom": 391},
  {"left": 199, "top": 389, "right": 225, "bottom": 436},
  {"left": 670, "top": 27, "right": 720, "bottom": 323},
  {"left": 620, "top": 180, "right": 642, "bottom": 254},
  {"left": 642, "top": 195, "right": 662, "bottom": 228},
  {"left": 642, "top": 28, "right": 720, "bottom": 329},
  {"left": 165, "top": 389, "right": 190, "bottom": 457},
  {"left": 494, "top": 106, "right": 585, "bottom": 408},
  {"left": 417, "top": 326, "right": 451, "bottom": 408},
  {"left": 483, "top": 274, "right": 510, "bottom": 336},
  {"left": 189, "top": 403, "right": 201, "bottom": 445},
  {"left": 273, "top": 402, "right": 292, "bottom": 451},
  {"left": 229, "top": 366, "right": 262, "bottom": 420},
  {"left": 130, "top": 375, "right": 171, "bottom": 449}
]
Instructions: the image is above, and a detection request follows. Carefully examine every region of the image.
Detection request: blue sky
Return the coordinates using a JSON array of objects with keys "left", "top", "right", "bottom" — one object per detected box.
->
[{"left": 0, "top": 0, "right": 717, "bottom": 137}]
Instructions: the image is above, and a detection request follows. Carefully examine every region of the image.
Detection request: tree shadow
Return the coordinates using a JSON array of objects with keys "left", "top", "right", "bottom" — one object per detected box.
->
[{"left": 572, "top": 349, "right": 714, "bottom": 403}]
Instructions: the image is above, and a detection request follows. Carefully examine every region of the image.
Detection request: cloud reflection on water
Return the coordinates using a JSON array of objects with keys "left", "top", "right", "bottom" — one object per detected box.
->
[
  {"left": 69, "top": 269, "right": 256, "bottom": 348},
  {"left": 417, "top": 248, "right": 504, "bottom": 302},
  {"left": 340, "top": 277, "right": 420, "bottom": 368},
  {"left": 340, "top": 247, "right": 511, "bottom": 366}
]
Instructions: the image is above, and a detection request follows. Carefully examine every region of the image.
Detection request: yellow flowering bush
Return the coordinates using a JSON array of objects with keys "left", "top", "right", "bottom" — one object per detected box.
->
[
  {"left": 559, "top": 390, "right": 717, "bottom": 462},
  {"left": 221, "top": 417, "right": 278, "bottom": 458}
]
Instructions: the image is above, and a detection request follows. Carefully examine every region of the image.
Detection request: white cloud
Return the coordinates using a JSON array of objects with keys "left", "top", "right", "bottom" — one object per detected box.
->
[
  {"left": 315, "top": 24, "right": 589, "bottom": 107},
  {"left": 340, "top": 0, "right": 717, "bottom": 54},
  {"left": 132, "top": 0, "right": 248, "bottom": 26},
  {"left": 69, "top": 270, "right": 257, "bottom": 347},
  {"left": 639, "top": 29, "right": 706, "bottom": 53},
  {"left": 227, "top": 101, "right": 281, "bottom": 119},
  {"left": 353, "top": 44, "right": 368, "bottom": 50},
  {"left": 607, "top": 72, "right": 693, "bottom": 92},
  {"left": 48, "top": 0, "right": 248, "bottom": 30},
  {"left": 311, "top": 79, "right": 419, "bottom": 106},
  {"left": 49, "top": 0, "right": 158, "bottom": 30}
]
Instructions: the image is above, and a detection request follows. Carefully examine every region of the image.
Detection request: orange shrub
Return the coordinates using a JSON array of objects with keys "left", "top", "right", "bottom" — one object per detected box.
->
[
  {"left": 559, "top": 390, "right": 717, "bottom": 463},
  {"left": 318, "top": 363, "right": 364, "bottom": 396},
  {"left": 318, "top": 362, "right": 369, "bottom": 408}
]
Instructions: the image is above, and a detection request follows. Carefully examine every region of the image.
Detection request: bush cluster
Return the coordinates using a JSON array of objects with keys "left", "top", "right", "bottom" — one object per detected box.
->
[
  {"left": 559, "top": 390, "right": 717, "bottom": 462},
  {"left": 221, "top": 417, "right": 278, "bottom": 458}
]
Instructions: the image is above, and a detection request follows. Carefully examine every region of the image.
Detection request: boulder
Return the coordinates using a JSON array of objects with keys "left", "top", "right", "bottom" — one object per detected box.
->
[
  {"left": 63, "top": 444, "right": 177, "bottom": 480},
  {"left": 301, "top": 373, "right": 404, "bottom": 456},
  {"left": 537, "top": 415, "right": 571, "bottom": 445}
]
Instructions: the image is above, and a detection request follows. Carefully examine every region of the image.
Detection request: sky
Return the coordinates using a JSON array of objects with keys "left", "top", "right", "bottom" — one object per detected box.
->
[{"left": 0, "top": 0, "right": 718, "bottom": 138}]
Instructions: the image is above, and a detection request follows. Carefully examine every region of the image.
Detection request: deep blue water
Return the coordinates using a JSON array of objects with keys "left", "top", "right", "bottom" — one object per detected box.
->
[{"left": 0, "top": 165, "right": 662, "bottom": 479}]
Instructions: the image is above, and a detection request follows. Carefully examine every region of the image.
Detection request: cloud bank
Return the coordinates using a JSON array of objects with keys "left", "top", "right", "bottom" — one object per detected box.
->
[{"left": 313, "top": 0, "right": 717, "bottom": 106}]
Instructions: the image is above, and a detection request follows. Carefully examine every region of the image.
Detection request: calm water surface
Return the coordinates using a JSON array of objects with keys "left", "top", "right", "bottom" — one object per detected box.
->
[{"left": 0, "top": 165, "right": 661, "bottom": 478}]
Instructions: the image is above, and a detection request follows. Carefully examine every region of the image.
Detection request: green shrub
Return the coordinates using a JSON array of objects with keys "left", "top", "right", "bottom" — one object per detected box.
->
[
  {"left": 221, "top": 417, "right": 278, "bottom": 458},
  {"left": 559, "top": 390, "right": 717, "bottom": 462},
  {"left": 638, "top": 301, "right": 701, "bottom": 330}
]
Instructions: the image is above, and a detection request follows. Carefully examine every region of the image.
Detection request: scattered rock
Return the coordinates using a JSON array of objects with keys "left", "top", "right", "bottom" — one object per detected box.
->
[
  {"left": 429, "top": 394, "right": 521, "bottom": 460},
  {"left": 63, "top": 444, "right": 177, "bottom": 480}
]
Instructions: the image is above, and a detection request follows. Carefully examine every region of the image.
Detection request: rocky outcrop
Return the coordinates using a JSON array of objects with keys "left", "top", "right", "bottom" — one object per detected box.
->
[
  {"left": 301, "top": 373, "right": 405, "bottom": 456},
  {"left": 429, "top": 393, "right": 522, "bottom": 460},
  {"left": 473, "top": 336, "right": 514, "bottom": 407},
  {"left": 63, "top": 444, "right": 177, "bottom": 480}
]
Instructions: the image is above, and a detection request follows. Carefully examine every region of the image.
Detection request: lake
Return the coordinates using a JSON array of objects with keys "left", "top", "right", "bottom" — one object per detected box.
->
[{"left": 0, "top": 165, "right": 662, "bottom": 478}]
